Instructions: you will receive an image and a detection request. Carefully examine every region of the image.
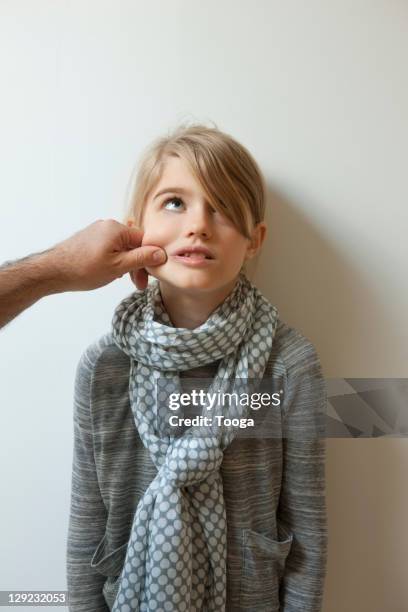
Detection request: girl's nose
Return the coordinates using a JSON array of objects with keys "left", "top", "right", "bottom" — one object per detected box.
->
[{"left": 186, "top": 206, "right": 213, "bottom": 237}]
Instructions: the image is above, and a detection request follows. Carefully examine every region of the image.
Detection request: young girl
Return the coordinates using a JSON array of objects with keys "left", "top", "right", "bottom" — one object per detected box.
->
[{"left": 66, "top": 123, "right": 328, "bottom": 612}]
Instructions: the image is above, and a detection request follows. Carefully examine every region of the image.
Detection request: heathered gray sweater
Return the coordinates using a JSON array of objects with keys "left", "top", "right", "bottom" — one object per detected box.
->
[{"left": 66, "top": 319, "right": 328, "bottom": 611}]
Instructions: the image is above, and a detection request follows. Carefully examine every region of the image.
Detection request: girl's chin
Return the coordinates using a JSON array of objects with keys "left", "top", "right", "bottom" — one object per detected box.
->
[
  {"left": 148, "top": 269, "right": 221, "bottom": 290},
  {"left": 147, "top": 263, "right": 217, "bottom": 279}
]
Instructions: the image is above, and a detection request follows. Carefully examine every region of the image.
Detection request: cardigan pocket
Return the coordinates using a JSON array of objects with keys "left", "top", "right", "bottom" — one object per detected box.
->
[
  {"left": 102, "top": 576, "right": 120, "bottom": 611},
  {"left": 90, "top": 533, "right": 128, "bottom": 610},
  {"left": 239, "top": 525, "right": 293, "bottom": 612}
]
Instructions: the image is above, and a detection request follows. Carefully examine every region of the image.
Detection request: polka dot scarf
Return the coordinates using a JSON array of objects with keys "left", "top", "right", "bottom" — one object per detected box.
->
[{"left": 110, "top": 272, "right": 279, "bottom": 611}]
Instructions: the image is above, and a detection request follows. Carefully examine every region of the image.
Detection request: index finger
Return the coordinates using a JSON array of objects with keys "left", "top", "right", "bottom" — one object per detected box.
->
[{"left": 126, "top": 224, "right": 144, "bottom": 248}]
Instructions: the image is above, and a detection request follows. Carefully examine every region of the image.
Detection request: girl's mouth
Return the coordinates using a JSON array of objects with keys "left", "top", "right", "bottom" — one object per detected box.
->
[{"left": 171, "top": 254, "right": 216, "bottom": 267}]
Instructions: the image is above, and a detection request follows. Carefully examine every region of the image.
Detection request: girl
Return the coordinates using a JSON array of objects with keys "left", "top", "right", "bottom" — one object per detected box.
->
[{"left": 66, "top": 123, "right": 328, "bottom": 612}]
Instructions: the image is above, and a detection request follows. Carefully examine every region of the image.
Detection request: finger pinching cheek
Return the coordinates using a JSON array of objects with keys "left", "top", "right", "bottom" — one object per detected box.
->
[{"left": 152, "top": 249, "right": 167, "bottom": 263}]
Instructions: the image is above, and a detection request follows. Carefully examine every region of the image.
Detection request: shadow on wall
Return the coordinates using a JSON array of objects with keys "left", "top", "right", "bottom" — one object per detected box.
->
[{"left": 249, "top": 183, "right": 391, "bottom": 378}]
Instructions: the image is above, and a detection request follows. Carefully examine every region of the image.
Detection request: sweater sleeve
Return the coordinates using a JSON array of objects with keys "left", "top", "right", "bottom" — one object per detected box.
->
[
  {"left": 277, "top": 334, "right": 328, "bottom": 612},
  {"left": 66, "top": 347, "right": 110, "bottom": 612}
]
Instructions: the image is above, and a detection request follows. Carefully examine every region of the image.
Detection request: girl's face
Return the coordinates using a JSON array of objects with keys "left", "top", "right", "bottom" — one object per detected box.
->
[{"left": 136, "top": 156, "right": 265, "bottom": 294}]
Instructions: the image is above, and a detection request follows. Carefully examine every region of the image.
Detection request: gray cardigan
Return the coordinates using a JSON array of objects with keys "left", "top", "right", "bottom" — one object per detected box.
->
[{"left": 66, "top": 320, "right": 328, "bottom": 612}]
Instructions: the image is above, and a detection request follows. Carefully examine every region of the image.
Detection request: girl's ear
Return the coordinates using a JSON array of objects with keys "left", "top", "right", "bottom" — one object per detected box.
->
[{"left": 245, "top": 222, "right": 267, "bottom": 260}]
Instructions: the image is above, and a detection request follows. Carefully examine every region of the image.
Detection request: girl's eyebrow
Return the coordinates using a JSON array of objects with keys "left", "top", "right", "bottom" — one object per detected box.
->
[{"left": 153, "top": 187, "right": 191, "bottom": 200}]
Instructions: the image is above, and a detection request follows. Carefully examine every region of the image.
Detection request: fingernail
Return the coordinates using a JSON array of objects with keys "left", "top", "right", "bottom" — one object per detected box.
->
[{"left": 152, "top": 249, "right": 166, "bottom": 262}]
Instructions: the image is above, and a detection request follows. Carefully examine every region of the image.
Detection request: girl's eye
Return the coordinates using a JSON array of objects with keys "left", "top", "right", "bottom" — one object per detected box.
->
[
  {"left": 163, "top": 197, "right": 184, "bottom": 210},
  {"left": 162, "top": 197, "right": 218, "bottom": 214}
]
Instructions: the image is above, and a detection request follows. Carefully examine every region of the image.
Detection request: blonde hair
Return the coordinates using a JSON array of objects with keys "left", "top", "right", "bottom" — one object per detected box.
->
[{"left": 122, "top": 121, "right": 267, "bottom": 273}]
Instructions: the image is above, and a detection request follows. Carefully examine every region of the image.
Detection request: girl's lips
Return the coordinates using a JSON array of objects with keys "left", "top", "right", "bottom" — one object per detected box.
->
[{"left": 170, "top": 254, "right": 216, "bottom": 267}]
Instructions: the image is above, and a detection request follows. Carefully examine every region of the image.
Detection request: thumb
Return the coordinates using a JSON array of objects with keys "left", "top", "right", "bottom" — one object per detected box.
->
[{"left": 119, "top": 245, "right": 167, "bottom": 273}]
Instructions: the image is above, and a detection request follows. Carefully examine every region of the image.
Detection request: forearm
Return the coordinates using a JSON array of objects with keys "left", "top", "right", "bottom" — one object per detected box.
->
[
  {"left": 278, "top": 338, "right": 328, "bottom": 611},
  {"left": 0, "top": 248, "right": 65, "bottom": 329},
  {"left": 67, "top": 496, "right": 110, "bottom": 612},
  {"left": 278, "top": 438, "right": 328, "bottom": 612},
  {"left": 67, "top": 353, "right": 110, "bottom": 611}
]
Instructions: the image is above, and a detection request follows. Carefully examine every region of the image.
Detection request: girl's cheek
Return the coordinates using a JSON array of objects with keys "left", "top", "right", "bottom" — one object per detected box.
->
[
  {"left": 141, "top": 220, "right": 171, "bottom": 244},
  {"left": 141, "top": 232, "right": 163, "bottom": 247}
]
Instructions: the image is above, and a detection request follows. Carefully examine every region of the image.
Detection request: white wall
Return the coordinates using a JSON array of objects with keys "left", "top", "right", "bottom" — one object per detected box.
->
[{"left": 0, "top": 1, "right": 407, "bottom": 610}]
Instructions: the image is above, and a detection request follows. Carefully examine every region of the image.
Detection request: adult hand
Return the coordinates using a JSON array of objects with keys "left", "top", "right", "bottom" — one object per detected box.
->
[
  {"left": 53, "top": 219, "right": 166, "bottom": 291},
  {"left": 0, "top": 219, "right": 167, "bottom": 330}
]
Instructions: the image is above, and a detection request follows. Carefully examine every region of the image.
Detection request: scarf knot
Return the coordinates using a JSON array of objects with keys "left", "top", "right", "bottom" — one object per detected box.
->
[{"left": 163, "top": 435, "right": 224, "bottom": 487}]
